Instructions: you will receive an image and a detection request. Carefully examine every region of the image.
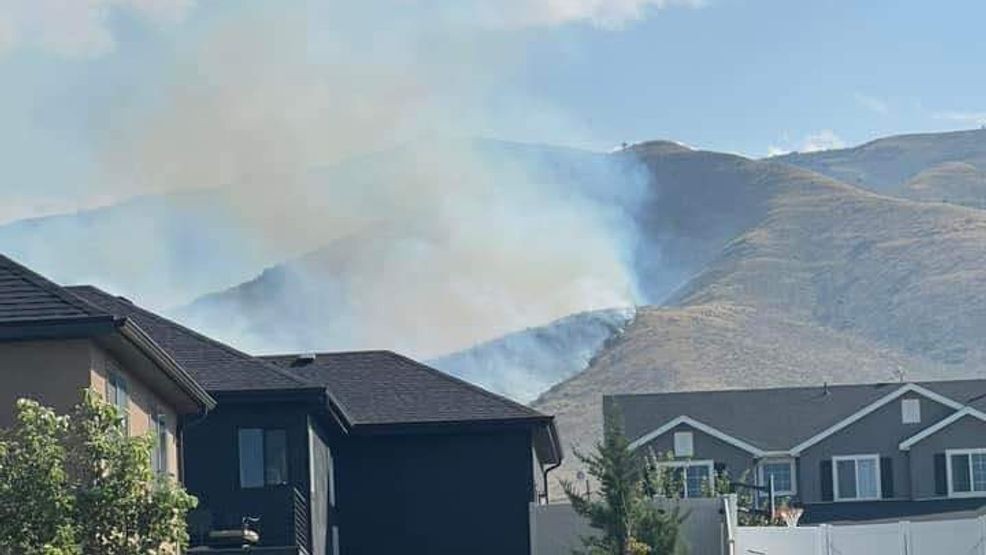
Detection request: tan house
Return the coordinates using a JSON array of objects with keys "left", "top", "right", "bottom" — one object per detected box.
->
[{"left": 0, "top": 254, "right": 214, "bottom": 478}]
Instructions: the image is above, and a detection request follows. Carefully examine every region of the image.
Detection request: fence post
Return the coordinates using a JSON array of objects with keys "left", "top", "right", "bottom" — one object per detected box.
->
[
  {"left": 979, "top": 515, "right": 986, "bottom": 555},
  {"left": 898, "top": 520, "right": 911, "bottom": 555},
  {"left": 819, "top": 524, "right": 832, "bottom": 555},
  {"left": 529, "top": 502, "right": 537, "bottom": 555}
]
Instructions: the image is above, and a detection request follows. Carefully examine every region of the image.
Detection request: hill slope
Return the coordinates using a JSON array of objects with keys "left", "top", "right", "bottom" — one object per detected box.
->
[
  {"left": 775, "top": 128, "right": 986, "bottom": 207},
  {"left": 179, "top": 141, "right": 839, "bottom": 360},
  {"left": 533, "top": 152, "right": 986, "bottom": 492},
  {"left": 428, "top": 307, "right": 634, "bottom": 403},
  {"left": 0, "top": 189, "right": 273, "bottom": 309}
]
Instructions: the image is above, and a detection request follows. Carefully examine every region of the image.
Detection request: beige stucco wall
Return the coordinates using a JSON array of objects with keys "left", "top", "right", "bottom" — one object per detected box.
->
[
  {"left": 0, "top": 339, "right": 93, "bottom": 427},
  {"left": 0, "top": 339, "right": 179, "bottom": 478},
  {"left": 90, "top": 344, "right": 180, "bottom": 477}
]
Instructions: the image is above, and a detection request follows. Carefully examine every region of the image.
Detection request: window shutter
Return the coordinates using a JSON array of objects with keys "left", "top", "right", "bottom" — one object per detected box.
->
[
  {"left": 820, "top": 460, "right": 833, "bottom": 502},
  {"left": 934, "top": 453, "right": 948, "bottom": 496},
  {"left": 880, "top": 457, "right": 894, "bottom": 499}
]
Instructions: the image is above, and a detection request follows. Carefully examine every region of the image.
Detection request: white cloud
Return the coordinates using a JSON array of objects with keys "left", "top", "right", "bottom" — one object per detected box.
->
[
  {"left": 765, "top": 129, "right": 846, "bottom": 157},
  {"left": 472, "top": 0, "right": 703, "bottom": 28},
  {"left": 801, "top": 129, "right": 846, "bottom": 152},
  {"left": 935, "top": 111, "right": 986, "bottom": 127},
  {"left": 0, "top": 0, "right": 196, "bottom": 58},
  {"left": 855, "top": 93, "right": 889, "bottom": 114},
  {"left": 0, "top": 0, "right": 700, "bottom": 59}
]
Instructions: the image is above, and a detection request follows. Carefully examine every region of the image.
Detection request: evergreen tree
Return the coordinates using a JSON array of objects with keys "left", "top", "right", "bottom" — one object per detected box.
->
[{"left": 562, "top": 418, "right": 686, "bottom": 554}]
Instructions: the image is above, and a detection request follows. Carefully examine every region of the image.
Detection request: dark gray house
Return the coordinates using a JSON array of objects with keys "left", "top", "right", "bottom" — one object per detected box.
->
[
  {"left": 69, "top": 285, "right": 562, "bottom": 555},
  {"left": 607, "top": 380, "right": 986, "bottom": 524}
]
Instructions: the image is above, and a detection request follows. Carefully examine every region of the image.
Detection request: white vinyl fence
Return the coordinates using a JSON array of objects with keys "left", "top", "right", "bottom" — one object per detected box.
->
[
  {"left": 531, "top": 495, "right": 737, "bottom": 555},
  {"left": 737, "top": 516, "right": 986, "bottom": 555}
]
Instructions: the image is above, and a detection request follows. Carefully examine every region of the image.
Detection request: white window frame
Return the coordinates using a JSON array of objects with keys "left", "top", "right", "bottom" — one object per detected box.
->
[
  {"left": 656, "top": 460, "right": 715, "bottom": 498},
  {"left": 758, "top": 458, "right": 797, "bottom": 496},
  {"left": 674, "top": 431, "right": 694, "bottom": 457},
  {"left": 946, "top": 448, "right": 986, "bottom": 498},
  {"left": 832, "top": 454, "right": 881, "bottom": 501},
  {"left": 901, "top": 398, "right": 921, "bottom": 424}
]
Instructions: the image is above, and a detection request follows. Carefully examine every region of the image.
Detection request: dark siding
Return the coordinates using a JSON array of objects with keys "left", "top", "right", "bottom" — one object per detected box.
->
[
  {"left": 183, "top": 402, "right": 314, "bottom": 550},
  {"left": 336, "top": 428, "right": 535, "bottom": 555},
  {"left": 934, "top": 453, "right": 948, "bottom": 496},
  {"left": 309, "top": 418, "right": 332, "bottom": 555},
  {"left": 880, "top": 457, "right": 894, "bottom": 498},
  {"left": 820, "top": 460, "right": 833, "bottom": 502}
]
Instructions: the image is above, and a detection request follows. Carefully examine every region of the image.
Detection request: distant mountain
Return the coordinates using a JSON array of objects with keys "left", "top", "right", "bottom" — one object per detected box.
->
[
  {"left": 177, "top": 139, "right": 830, "bottom": 359},
  {"left": 775, "top": 128, "right": 986, "bottom": 208},
  {"left": 9, "top": 129, "right": 986, "bottom": 496},
  {"left": 0, "top": 189, "right": 275, "bottom": 310},
  {"left": 428, "top": 308, "right": 635, "bottom": 403},
  {"left": 534, "top": 147, "right": 986, "bottom": 494}
]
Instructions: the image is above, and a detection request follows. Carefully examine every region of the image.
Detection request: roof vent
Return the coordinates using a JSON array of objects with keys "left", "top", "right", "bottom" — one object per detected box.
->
[
  {"left": 295, "top": 353, "right": 316, "bottom": 365},
  {"left": 823, "top": 382, "right": 830, "bottom": 396}
]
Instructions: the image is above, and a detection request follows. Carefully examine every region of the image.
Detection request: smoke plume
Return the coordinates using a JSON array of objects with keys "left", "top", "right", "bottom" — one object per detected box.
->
[{"left": 3, "top": 0, "right": 686, "bottom": 360}]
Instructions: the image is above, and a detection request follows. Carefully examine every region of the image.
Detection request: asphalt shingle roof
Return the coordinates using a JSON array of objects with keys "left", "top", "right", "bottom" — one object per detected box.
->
[
  {"left": 67, "top": 286, "right": 313, "bottom": 393},
  {"left": 0, "top": 255, "right": 111, "bottom": 324},
  {"left": 608, "top": 379, "right": 986, "bottom": 452},
  {"left": 262, "top": 351, "right": 551, "bottom": 427}
]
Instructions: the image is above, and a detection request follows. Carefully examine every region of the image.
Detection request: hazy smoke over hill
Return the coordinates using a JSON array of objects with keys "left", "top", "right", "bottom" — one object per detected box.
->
[{"left": 82, "top": 2, "right": 660, "bottom": 358}]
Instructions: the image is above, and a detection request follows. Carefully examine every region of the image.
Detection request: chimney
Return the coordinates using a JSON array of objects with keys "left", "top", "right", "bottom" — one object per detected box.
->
[{"left": 294, "top": 353, "right": 316, "bottom": 366}]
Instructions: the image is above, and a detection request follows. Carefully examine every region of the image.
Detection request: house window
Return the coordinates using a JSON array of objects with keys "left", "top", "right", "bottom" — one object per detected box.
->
[
  {"left": 759, "top": 459, "right": 796, "bottom": 495},
  {"left": 947, "top": 449, "right": 986, "bottom": 497},
  {"left": 833, "top": 454, "right": 881, "bottom": 501},
  {"left": 238, "top": 429, "right": 289, "bottom": 488},
  {"left": 105, "top": 372, "right": 129, "bottom": 435},
  {"left": 149, "top": 410, "right": 168, "bottom": 475},
  {"left": 656, "top": 460, "right": 714, "bottom": 498},
  {"left": 902, "top": 399, "right": 921, "bottom": 424},
  {"left": 673, "top": 432, "right": 694, "bottom": 457}
]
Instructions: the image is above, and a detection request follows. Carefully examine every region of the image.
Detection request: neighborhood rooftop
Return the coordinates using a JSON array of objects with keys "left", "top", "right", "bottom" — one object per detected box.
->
[
  {"left": 263, "top": 351, "right": 551, "bottom": 427},
  {"left": 0, "top": 254, "right": 113, "bottom": 326},
  {"left": 67, "top": 285, "right": 314, "bottom": 393},
  {"left": 68, "top": 285, "right": 562, "bottom": 463},
  {"left": 607, "top": 379, "right": 986, "bottom": 453}
]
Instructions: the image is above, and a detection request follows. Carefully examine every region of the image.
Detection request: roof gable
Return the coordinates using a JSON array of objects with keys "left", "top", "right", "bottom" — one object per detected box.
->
[
  {"left": 789, "top": 384, "right": 964, "bottom": 454},
  {"left": 627, "top": 415, "right": 767, "bottom": 456},
  {"left": 899, "top": 407, "right": 986, "bottom": 450},
  {"left": 610, "top": 380, "right": 983, "bottom": 455}
]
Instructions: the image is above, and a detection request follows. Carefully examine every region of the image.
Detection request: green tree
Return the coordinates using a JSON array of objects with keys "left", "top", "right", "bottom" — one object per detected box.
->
[
  {"left": 0, "top": 391, "right": 197, "bottom": 554},
  {"left": 562, "top": 420, "right": 686, "bottom": 555}
]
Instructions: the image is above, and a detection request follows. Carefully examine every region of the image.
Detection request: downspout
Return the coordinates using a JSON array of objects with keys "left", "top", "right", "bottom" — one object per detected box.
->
[
  {"left": 178, "top": 407, "right": 211, "bottom": 482},
  {"left": 541, "top": 462, "right": 562, "bottom": 504}
]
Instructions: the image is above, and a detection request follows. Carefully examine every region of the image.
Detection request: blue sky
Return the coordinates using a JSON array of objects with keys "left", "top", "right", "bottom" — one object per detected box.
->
[{"left": 1, "top": 0, "right": 984, "bottom": 223}]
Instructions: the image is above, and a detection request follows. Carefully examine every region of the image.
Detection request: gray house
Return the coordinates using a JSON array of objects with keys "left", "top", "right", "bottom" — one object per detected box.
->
[{"left": 606, "top": 380, "right": 986, "bottom": 523}]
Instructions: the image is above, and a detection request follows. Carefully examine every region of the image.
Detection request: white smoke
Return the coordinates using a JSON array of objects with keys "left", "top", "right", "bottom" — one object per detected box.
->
[
  {"left": 6, "top": 0, "right": 670, "bottom": 359},
  {"left": 0, "top": 0, "right": 195, "bottom": 57}
]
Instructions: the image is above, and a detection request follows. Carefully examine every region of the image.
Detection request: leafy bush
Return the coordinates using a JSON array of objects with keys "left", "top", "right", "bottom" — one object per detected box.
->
[{"left": 0, "top": 390, "right": 197, "bottom": 554}]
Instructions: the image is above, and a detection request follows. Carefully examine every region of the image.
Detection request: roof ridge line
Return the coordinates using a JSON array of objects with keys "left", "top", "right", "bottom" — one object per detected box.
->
[
  {"left": 383, "top": 350, "right": 547, "bottom": 418},
  {"left": 66, "top": 285, "right": 314, "bottom": 388},
  {"left": 261, "top": 349, "right": 549, "bottom": 418}
]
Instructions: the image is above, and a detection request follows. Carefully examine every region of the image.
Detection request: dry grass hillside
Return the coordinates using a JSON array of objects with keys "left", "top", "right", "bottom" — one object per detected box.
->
[
  {"left": 776, "top": 128, "right": 986, "bottom": 208},
  {"left": 534, "top": 148, "right": 986, "bottom": 492},
  {"left": 904, "top": 162, "right": 986, "bottom": 208}
]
